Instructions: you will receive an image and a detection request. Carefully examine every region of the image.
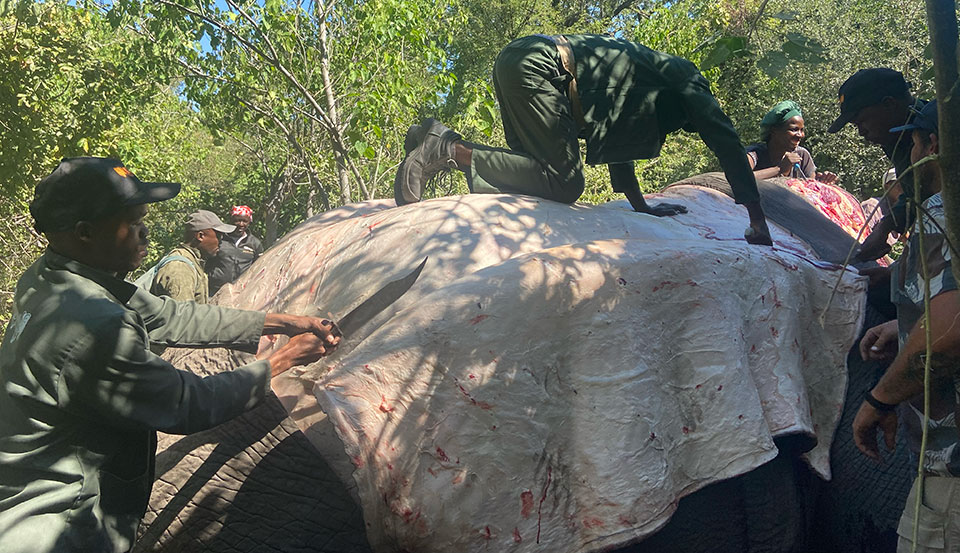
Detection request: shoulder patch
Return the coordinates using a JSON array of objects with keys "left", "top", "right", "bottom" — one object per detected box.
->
[{"left": 6, "top": 311, "right": 31, "bottom": 343}]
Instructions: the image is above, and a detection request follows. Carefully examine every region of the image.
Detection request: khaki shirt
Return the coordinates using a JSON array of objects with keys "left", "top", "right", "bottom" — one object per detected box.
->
[
  {"left": 0, "top": 250, "right": 270, "bottom": 553},
  {"left": 151, "top": 244, "right": 209, "bottom": 303}
]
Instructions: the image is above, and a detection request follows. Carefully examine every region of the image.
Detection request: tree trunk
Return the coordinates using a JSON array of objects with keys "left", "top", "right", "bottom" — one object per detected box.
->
[
  {"left": 925, "top": 0, "right": 960, "bottom": 287},
  {"left": 316, "top": 0, "right": 351, "bottom": 206}
]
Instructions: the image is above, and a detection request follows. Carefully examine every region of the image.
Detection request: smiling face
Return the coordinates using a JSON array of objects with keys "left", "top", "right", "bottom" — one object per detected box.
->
[
  {"left": 770, "top": 116, "right": 805, "bottom": 152},
  {"left": 231, "top": 214, "right": 251, "bottom": 235}
]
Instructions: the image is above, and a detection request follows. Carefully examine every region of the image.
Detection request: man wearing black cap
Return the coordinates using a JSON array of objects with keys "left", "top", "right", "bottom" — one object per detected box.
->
[
  {"left": 851, "top": 102, "right": 960, "bottom": 552},
  {"left": 0, "top": 157, "right": 341, "bottom": 553},
  {"left": 151, "top": 209, "right": 237, "bottom": 303},
  {"left": 827, "top": 68, "right": 926, "bottom": 261}
]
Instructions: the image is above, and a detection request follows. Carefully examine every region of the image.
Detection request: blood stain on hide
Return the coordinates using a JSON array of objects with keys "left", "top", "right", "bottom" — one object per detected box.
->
[
  {"left": 378, "top": 395, "right": 395, "bottom": 412},
  {"left": 717, "top": 385, "right": 723, "bottom": 391},
  {"left": 583, "top": 517, "right": 605, "bottom": 528},
  {"left": 682, "top": 426, "right": 690, "bottom": 434},
  {"left": 483, "top": 526, "right": 493, "bottom": 540},
  {"left": 351, "top": 455, "right": 364, "bottom": 468},
  {"left": 436, "top": 447, "right": 450, "bottom": 462},
  {"left": 457, "top": 382, "right": 494, "bottom": 410},
  {"left": 469, "top": 314, "right": 489, "bottom": 325},
  {"left": 520, "top": 490, "right": 534, "bottom": 518},
  {"left": 536, "top": 467, "right": 553, "bottom": 543},
  {"left": 649, "top": 432, "right": 656, "bottom": 441},
  {"left": 617, "top": 277, "right": 627, "bottom": 285},
  {"left": 651, "top": 279, "right": 698, "bottom": 292},
  {"left": 513, "top": 527, "right": 523, "bottom": 543},
  {"left": 770, "top": 327, "right": 779, "bottom": 338}
]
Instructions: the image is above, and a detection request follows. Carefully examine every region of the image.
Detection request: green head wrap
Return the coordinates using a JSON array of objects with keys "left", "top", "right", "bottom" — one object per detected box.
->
[{"left": 760, "top": 100, "right": 803, "bottom": 140}]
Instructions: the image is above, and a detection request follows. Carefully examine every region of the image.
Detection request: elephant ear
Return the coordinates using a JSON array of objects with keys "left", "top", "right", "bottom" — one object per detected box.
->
[{"left": 666, "top": 173, "right": 865, "bottom": 265}]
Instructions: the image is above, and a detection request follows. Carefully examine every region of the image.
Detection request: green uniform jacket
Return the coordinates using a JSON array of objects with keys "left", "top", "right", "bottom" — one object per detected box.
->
[
  {"left": 151, "top": 244, "right": 209, "bottom": 304},
  {"left": 566, "top": 34, "right": 759, "bottom": 203},
  {"left": 0, "top": 250, "right": 270, "bottom": 553}
]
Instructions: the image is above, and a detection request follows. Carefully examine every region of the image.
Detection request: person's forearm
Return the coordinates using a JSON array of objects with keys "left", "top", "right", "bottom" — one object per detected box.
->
[
  {"left": 262, "top": 313, "right": 305, "bottom": 336},
  {"left": 871, "top": 291, "right": 960, "bottom": 405},
  {"left": 608, "top": 162, "right": 639, "bottom": 194},
  {"left": 263, "top": 348, "right": 295, "bottom": 377},
  {"left": 753, "top": 166, "right": 784, "bottom": 180}
]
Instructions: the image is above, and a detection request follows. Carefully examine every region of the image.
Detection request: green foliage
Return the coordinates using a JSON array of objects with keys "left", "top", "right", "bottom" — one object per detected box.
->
[{"left": 0, "top": 0, "right": 938, "bottom": 335}]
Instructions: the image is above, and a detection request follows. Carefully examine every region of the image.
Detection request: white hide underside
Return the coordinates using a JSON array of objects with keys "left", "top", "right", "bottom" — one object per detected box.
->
[{"left": 216, "top": 188, "right": 866, "bottom": 553}]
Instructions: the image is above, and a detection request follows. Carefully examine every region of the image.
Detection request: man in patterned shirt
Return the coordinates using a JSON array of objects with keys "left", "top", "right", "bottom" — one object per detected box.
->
[{"left": 853, "top": 100, "right": 960, "bottom": 552}]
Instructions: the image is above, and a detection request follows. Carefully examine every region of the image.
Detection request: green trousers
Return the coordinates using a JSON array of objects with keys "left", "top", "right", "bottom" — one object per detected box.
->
[{"left": 469, "top": 36, "right": 585, "bottom": 204}]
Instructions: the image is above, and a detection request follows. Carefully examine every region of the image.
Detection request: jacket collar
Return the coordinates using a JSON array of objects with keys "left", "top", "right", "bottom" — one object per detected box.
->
[
  {"left": 175, "top": 243, "right": 206, "bottom": 269},
  {"left": 42, "top": 249, "right": 138, "bottom": 305}
]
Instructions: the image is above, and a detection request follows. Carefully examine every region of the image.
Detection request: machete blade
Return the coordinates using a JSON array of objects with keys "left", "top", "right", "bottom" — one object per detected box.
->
[{"left": 334, "top": 257, "right": 427, "bottom": 338}]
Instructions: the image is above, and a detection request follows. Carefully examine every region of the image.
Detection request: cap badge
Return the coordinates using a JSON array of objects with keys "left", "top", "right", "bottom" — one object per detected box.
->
[
  {"left": 838, "top": 94, "right": 844, "bottom": 106},
  {"left": 113, "top": 166, "right": 133, "bottom": 178}
]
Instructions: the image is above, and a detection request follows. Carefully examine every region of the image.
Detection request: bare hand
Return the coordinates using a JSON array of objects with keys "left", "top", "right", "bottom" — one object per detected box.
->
[
  {"left": 859, "top": 320, "right": 899, "bottom": 361},
  {"left": 816, "top": 171, "right": 838, "bottom": 185},
  {"left": 854, "top": 230, "right": 893, "bottom": 262},
  {"left": 852, "top": 401, "right": 898, "bottom": 461},
  {"left": 638, "top": 202, "right": 688, "bottom": 217},
  {"left": 779, "top": 152, "right": 802, "bottom": 175},
  {"left": 266, "top": 331, "right": 340, "bottom": 377},
  {"left": 264, "top": 314, "right": 340, "bottom": 347},
  {"left": 744, "top": 223, "right": 773, "bottom": 246}
]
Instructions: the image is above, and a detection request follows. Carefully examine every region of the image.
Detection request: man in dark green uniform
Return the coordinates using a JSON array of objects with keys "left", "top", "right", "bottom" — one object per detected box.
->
[
  {"left": 0, "top": 157, "right": 340, "bottom": 553},
  {"left": 395, "top": 34, "right": 772, "bottom": 246}
]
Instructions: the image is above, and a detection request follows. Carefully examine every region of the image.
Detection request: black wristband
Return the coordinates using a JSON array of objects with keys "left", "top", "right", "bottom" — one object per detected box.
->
[{"left": 864, "top": 391, "right": 897, "bottom": 412}]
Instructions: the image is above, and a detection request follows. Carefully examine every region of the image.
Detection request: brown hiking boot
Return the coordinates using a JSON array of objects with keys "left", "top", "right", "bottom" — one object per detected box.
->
[{"left": 394, "top": 119, "right": 461, "bottom": 205}]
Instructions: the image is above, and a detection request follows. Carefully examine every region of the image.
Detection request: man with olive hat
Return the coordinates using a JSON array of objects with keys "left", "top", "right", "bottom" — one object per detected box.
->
[
  {"left": 151, "top": 209, "right": 236, "bottom": 303},
  {"left": 0, "top": 157, "right": 340, "bottom": 552},
  {"left": 827, "top": 68, "right": 927, "bottom": 261}
]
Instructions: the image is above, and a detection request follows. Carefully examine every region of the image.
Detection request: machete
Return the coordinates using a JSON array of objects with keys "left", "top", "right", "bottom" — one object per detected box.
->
[{"left": 332, "top": 257, "right": 427, "bottom": 338}]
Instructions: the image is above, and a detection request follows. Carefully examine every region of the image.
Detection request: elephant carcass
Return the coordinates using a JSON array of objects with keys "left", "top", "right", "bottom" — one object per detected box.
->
[{"left": 138, "top": 183, "right": 866, "bottom": 553}]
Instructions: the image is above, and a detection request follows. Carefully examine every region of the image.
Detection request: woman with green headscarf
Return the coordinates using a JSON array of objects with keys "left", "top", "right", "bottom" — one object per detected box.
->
[{"left": 745, "top": 101, "right": 837, "bottom": 184}]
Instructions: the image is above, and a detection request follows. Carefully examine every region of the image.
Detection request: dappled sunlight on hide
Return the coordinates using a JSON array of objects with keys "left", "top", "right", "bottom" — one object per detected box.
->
[{"left": 204, "top": 187, "right": 866, "bottom": 553}]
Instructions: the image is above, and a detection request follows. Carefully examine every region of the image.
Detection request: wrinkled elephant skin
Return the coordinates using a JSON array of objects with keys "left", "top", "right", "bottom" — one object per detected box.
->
[{"left": 137, "top": 179, "right": 875, "bottom": 553}]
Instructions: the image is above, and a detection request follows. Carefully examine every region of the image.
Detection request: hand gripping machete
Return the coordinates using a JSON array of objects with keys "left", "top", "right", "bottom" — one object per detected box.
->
[{"left": 332, "top": 257, "right": 427, "bottom": 338}]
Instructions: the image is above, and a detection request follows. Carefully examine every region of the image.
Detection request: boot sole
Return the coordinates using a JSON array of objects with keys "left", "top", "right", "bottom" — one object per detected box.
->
[{"left": 394, "top": 123, "right": 431, "bottom": 205}]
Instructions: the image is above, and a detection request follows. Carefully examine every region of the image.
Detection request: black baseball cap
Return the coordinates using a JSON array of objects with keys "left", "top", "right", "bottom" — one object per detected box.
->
[
  {"left": 30, "top": 157, "right": 180, "bottom": 233},
  {"left": 889, "top": 99, "right": 938, "bottom": 135},
  {"left": 828, "top": 68, "right": 912, "bottom": 133}
]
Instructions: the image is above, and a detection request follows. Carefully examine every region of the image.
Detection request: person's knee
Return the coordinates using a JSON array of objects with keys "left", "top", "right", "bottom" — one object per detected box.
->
[{"left": 551, "top": 174, "right": 585, "bottom": 204}]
